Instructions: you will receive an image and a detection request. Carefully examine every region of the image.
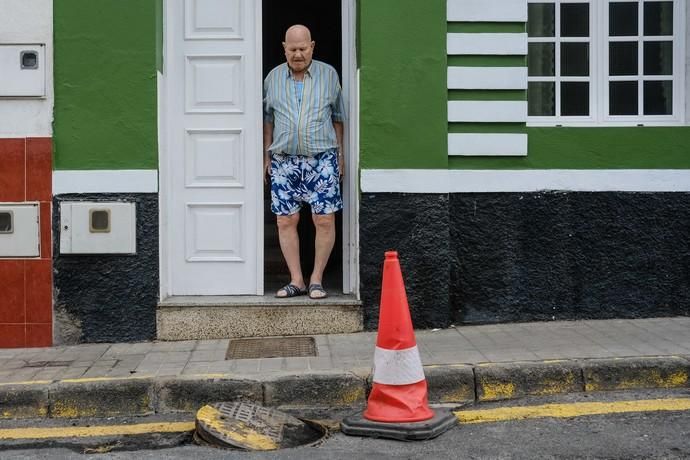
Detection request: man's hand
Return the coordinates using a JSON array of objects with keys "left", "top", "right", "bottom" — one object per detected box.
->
[
  {"left": 333, "top": 121, "right": 344, "bottom": 182},
  {"left": 263, "top": 122, "right": 274, "bottom": 185},
  {"left": 338, "top": 152, "right": 345, "bottom": 182},
  {"left": 263, "top": 154, "right": 271, "bottom": 185}
]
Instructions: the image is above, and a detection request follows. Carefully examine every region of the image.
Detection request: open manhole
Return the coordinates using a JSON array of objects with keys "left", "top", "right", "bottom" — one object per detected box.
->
[
  {"left": 194, "top": 401, "right": 326, "bottom": 451},
  {"left": 226, "top": 336, "right": 317, "bottom": 359}
]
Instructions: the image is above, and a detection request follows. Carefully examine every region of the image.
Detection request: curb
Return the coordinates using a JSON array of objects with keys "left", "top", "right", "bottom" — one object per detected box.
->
[{"left": 1, "top": 356, "right": 689, "bottom": 419}]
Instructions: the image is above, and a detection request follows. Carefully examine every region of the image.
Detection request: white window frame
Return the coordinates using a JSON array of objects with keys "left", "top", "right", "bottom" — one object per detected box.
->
[
  {"left": 528, "top": 0, "right": 596, "bottom": 124},
  {"left": 527, "top": 0, "right": 686, "bottom": 127}
]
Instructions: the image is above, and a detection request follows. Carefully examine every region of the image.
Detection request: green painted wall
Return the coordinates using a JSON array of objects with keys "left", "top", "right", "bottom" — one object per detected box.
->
[
  {"left": 449, "top": 127, "right": 690, "bottom": 169},
  {"left": 156, "top": 0, "right": 164, "bottom": 73},
  {"left": 358, "top": 0, "right": 447, "bottom": 169},
  {"left": 54, "top": 0, "right": 158, "bottom": 170}
]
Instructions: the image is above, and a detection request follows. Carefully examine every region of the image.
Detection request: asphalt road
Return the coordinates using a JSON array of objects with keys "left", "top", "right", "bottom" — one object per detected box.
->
[{"left": 3, "top": 389, "right": 690, "bottom": 459}]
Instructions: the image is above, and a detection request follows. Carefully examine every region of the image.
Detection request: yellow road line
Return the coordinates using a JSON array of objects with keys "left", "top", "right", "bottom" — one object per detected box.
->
[
  {"left": 0, "top": 380, "right": 52, "bottom": 387},
  {"left": 456, "top": 398, "right": 690, "bottom": 424},
  {"left": 0, "top": 421, "right": 195, "bottom": 440},
  {"left": 0, "top": 373, "right": 236, "bottom": 387}
]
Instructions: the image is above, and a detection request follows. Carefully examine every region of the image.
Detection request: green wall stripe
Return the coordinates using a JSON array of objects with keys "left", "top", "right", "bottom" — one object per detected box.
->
[
  {"left": 360, "top": 0, "right": 447, "bottom": 169},
  {"left": 54, "top": 0, "right": 157, "bottom": 170},
  {"left": 448, "top": 127, "right": 690, "bottom": 169},
  {"left": 356, "top": 0, "right": 361, "bottom": 69},
  {"left": 448, "top": 55, "right": 526, "bottom": 67},
  {"left": 448, "top": 90, "right": 526, "bottom": 101},
  {"left": 156, "top": 0, "right": 163, "bottom": 73},
  {"left": 449, "top": 123, "right": 527, "bottom": 134},
  {"left": 447, "top": 22, "right": 525, "bottom": 33}
]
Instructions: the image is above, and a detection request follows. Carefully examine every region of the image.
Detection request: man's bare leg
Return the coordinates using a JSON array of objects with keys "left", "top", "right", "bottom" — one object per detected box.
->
[
  {"left": 276, "top": 213, "right": 305, "bottom": 296},
  {"left": 309, "top": 213, "right": 336, "bottom": 298}
]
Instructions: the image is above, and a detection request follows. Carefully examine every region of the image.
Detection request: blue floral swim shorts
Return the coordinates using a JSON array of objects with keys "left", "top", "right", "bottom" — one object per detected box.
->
[{"left": 270, "top": 149, "right": 343, "bottom": 216}]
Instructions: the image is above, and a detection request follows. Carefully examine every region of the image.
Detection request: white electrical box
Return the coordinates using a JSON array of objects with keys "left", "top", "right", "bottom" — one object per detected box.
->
[
  {"left": 0, "top": 203, "right": 40, "bottom": 258},
  {"left": 60, "top": 202, "right": 136, "bottom": 254},
  {"left": 0, "top": 44, "right": 46, "bottom": 97}
]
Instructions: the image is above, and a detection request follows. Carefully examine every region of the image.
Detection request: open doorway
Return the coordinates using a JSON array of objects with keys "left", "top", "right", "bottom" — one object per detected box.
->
[{"left": 262, "top": 0, "right": 344, "bottom": 294}]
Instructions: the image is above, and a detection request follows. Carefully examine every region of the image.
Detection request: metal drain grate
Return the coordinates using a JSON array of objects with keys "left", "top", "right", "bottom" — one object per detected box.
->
[
  {"left": 195, "top": 401, "right": 325, "bottom": 450},
  {"left": 226, "top": 336, "right": 317, "bottom": 359}
]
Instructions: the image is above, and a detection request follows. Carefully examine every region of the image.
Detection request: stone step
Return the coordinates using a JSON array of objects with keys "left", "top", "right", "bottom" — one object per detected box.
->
[{"left": 156, "top": 295, "right": 363, "bottom": 340}]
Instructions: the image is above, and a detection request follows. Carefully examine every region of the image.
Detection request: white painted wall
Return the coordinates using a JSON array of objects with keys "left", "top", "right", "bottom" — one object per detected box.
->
[
  {"left": 361, "top": 169, "right": 690, "bottom": 193},
  {"left": 447, "top": 0, "right": 527, "bottom": 22},
  {"left": 0, "top": 0, "right": 53, "bottom": 137}
]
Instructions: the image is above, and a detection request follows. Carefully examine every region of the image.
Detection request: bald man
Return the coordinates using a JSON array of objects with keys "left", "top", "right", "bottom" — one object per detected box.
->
[{"left": 263, "top": 25, "right": 346, "bottom": 299}]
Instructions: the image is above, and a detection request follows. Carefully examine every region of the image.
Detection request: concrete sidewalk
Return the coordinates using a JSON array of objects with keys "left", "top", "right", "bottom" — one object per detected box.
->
[{"left": 1, "top": 317, "right": 690, "bottom": 419}]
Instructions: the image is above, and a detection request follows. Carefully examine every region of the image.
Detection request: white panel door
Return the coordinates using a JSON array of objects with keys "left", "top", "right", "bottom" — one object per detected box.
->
[{"left": 165, "top": 0, "right": 262, "bottom": 295}]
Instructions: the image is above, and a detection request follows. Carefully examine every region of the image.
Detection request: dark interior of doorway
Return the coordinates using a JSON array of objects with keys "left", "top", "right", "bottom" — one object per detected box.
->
[{"left": 263, "top": 0, "right": 343, "bottom": 294}]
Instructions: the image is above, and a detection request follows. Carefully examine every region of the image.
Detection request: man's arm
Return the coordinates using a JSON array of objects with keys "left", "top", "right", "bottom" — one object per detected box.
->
[
  {"left": 263, "top": 122, "right": 273, "bottom": 184},
  {"left": 333, "top": 121, "right": 344, "bottom": 180}
]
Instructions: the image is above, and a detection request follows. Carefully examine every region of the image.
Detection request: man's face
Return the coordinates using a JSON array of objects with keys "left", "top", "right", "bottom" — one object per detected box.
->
[{"left": 283, "top": 38, "right": 314, "bottom": 73}]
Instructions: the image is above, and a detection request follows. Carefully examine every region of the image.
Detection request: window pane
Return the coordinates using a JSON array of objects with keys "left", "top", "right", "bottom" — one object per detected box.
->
[
  {"left": 644, "top": 80, "right": 673, "bottom": 115},
  {"left": 561, "top": 43, "right": 589, "bottom": 76},
  {"left": 610, "top": 42, "right": 639, "bottom": 75},
  {"left": 610, "top": 81, "right": 639, "bottom": 115},
  {"left": 610, "top": 2, "right": 639, "bottom": 36},
  {"left": 528, "top": 81, "right": 555, "bottom": 116},
  {"left": 644, "top": 1, "right": 673, "bottom": 36},
  {"left": 0, "top": 212, "right": 12, "bottom": 233},
  {"left": 561, "top": 82, "right": 589, "bottom": 116},
  {"left": 528, "top": 3, "right": 555, "bottom": 37},
  {"left": 561, "top": 3, "right": 589, "bottom": 37},
  {"left": 528, "top": 42, "right": 555, "bottom": 76},
  {"left": 644, "top": 41, "right": 673, "bottom": 75}
]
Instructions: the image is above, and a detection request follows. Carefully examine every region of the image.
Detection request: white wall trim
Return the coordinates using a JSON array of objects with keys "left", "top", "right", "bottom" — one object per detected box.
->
[
  {"left": 448, "top": 133, "right": 528, "bottom": 156},
  {"left": 448, "top": 33, "right": 528, "bottom": 55},
  {"left": 449, "top": 100, "right": 527, "bottom": 122},
  {"left": 361, "top": 169, "right": 690, "bottom": 193},
  {"left": 448, "top": 67, "right": 527, "bottom": 90},
  {"left": 53, "top": 170, "right": 159, "bottom": 194},
  {"left": 447, "top": 0, "right": 527, "bottom": 22}
]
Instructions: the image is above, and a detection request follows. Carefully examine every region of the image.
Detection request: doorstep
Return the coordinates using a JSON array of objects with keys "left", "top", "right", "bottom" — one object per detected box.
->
[{"left": 156, "top": 294, "right": 363, "bottom": 341}]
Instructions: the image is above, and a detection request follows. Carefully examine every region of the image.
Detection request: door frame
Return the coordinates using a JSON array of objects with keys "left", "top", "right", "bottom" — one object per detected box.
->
[
  {"left": 341, "top": 0, "right": 359, "bottom": 296},
  {"left": 159, "top": 0, "right": 359, "bottom": 299}
]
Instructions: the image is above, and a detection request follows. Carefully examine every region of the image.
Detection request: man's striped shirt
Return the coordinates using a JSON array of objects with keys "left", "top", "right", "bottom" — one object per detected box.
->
[{"left": 263, "top": 60, "right": 345, "bottom": 157}]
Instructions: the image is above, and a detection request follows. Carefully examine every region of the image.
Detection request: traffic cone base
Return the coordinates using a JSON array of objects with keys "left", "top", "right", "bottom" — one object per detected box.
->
[{"left": 341, "top": 408, "right": 458, "bottom": 441}]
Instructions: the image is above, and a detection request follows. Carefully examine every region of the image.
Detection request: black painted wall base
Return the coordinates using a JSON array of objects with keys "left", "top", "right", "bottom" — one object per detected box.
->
[
  {"left": 360, "top": 193, "right": 451, "bottom": 330},
  {"left": 53, "top": 194, "right": 158, "bottom": 343},
  {"left": 360, "top": 192, "right": 690, "bottom": 328}
]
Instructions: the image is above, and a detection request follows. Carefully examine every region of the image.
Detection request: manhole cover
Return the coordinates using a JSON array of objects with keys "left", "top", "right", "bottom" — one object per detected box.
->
[
  {"left": 195, "top": 401, "right": 325, "bottom": 450},
  {"left": 226, "top": 336, "right": 317, "bottom": 359}
]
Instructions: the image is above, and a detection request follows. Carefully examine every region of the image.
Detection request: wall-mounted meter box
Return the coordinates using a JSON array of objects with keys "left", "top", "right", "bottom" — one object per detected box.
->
[
  {"left": 60, "top": 202, "right": 136, "bottom": 254},
  {"left": 0, "top": 203, "right": 40, "bottom": 257},
  {"left": 0, "top": 44, "right": 46, "bottom": 97}
]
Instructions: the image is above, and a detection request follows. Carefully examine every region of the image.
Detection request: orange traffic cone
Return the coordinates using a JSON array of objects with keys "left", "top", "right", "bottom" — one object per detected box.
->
[
  {"left": 341, "top": 251, "right": 456, "bottom": 440},
  {"left": 363, "top": 251, "right": 434, "bottom": 422}
]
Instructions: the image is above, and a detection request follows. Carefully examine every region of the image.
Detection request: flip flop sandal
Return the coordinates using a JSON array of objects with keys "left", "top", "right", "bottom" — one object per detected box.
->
[
  {"left": 308, "top": 283, "right": 328, "bottom": 299},
  {"left": 276, "top": 283, "right": 307, "bottom": 298}
]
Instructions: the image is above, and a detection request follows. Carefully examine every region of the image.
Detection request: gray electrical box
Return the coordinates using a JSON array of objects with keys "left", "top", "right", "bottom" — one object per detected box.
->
[
  {"left": 0, "top": 44, "right": 46, "bottom": 97},
  {"left": 60, "top": 202, "right": 136, "bottom": 254},
  {"left": 0, "top": 203, "right": 40, "bottom": 257}
]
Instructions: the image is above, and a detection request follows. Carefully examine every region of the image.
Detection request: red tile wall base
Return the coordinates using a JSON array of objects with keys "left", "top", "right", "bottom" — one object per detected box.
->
[
  {"left": 0, "top": 324, "right": 25, "bottom": 348},
  {"left": 0, "top": 137, "right": 53, "bottom": 348},
  {"left": 26, "top": 323, "right": 52, "bottom": 347}
]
